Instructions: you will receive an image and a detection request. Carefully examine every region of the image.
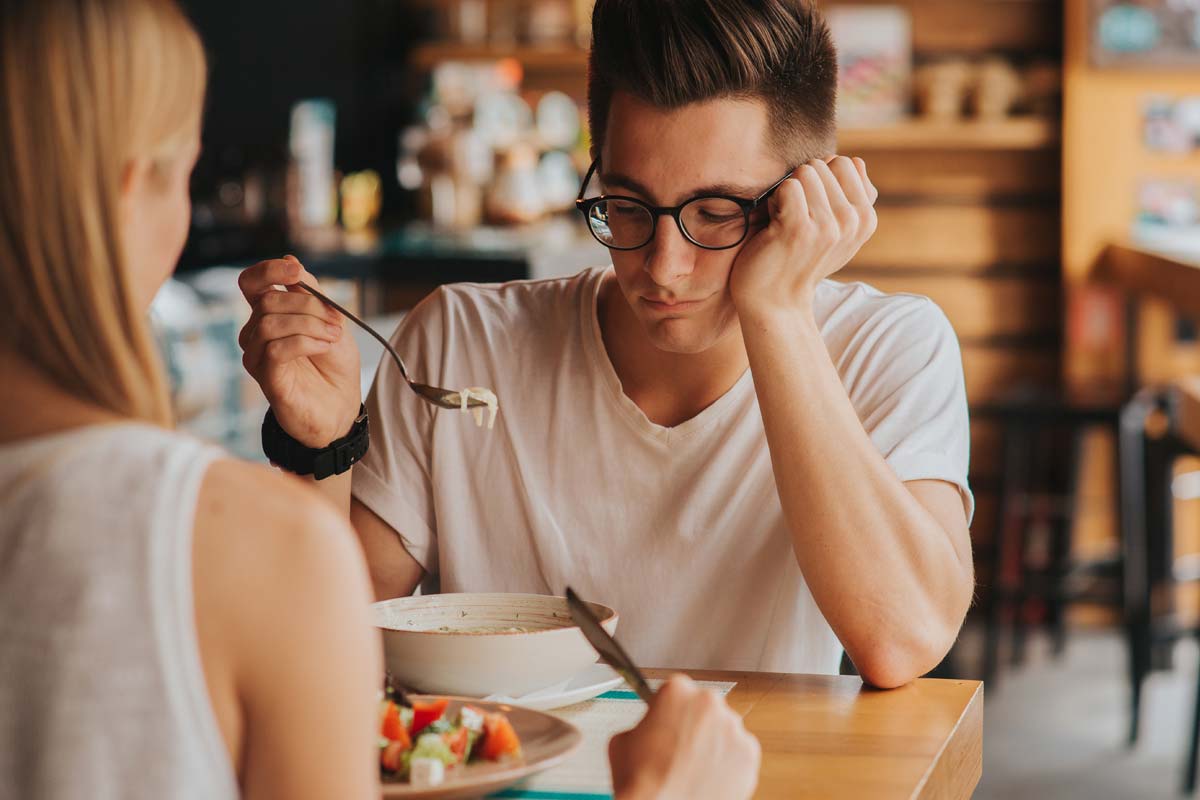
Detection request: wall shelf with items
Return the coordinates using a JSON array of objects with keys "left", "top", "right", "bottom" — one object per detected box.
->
[
  {"left": 411, "top": 43, "right": 587, "bottom": 70},
  {"left": 839, "top": 117, "right": 1060, "bottom": 152}
]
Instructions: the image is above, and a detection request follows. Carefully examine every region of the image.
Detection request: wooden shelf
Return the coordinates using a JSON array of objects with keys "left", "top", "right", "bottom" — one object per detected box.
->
[
  {"left": 411, "top": 43, "right": 587, "bottom": 70},
  {"left": 838, "top": 118, "right": 1060, "bottom": 152},
  {"left": 408, "top": 48, "right": 1059, "bottom": 154}
]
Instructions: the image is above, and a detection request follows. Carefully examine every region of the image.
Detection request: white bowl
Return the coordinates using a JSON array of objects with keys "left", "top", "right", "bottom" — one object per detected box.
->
[{"left": 373, "top": 593, "right": 619, "bottom": 698}]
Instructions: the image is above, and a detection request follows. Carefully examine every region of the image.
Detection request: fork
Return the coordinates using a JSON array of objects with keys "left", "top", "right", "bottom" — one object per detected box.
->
[{"left": 297, "top": 281, "right": 491, "bottom": 411}]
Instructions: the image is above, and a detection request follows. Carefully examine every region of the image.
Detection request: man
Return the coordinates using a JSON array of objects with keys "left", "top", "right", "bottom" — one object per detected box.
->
[{"left": 238, "top": 0, "right": 973, "bottom": 690}]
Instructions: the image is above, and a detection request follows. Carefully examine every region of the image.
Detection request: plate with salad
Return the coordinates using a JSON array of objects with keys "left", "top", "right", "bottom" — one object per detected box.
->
[{"left": 380, "top": 681, "right": 582, "bottom": 799}]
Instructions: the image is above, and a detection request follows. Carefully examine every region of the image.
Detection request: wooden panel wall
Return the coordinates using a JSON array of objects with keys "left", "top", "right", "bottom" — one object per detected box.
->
[
  {"left": 857, "top": 205, "right": 1060, "bottom": 271},
  {"left": 825, "top": 0, "right": 1066, "bottom": 553}
]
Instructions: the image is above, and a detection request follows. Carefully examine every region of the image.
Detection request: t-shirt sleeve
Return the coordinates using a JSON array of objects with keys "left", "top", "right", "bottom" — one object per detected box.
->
[
  {"left": 351, "top": 289, "right": 449, "bottom": 574},
  {"left": 844, "top": 296, "right": 974, "bottom": 524}
]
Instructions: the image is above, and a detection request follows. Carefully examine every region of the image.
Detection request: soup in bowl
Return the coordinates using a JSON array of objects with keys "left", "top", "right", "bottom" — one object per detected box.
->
[{"left": 373, "top": 593, "right": 619, "bottom": 698}]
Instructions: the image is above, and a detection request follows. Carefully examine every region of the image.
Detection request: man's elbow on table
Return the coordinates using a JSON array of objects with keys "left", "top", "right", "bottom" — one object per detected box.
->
[
  {"left": 850, "top": 619, "right": 963, "bottom": 690},
  {"left": 853, "top": 555, "right": 975, "bottom": 688}
]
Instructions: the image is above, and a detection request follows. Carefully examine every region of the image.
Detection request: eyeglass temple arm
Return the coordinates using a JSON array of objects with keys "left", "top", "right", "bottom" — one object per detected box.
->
[
  {"left": 753, "top": 168, "right": 798, "bottom": 207},
  {"left": 577, "top": 158, "right": 600, "bottom": 203}
]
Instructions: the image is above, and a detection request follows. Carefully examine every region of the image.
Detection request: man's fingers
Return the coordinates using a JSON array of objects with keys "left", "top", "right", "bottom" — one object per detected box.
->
[
  {"left": 262, "top": 334, "right": 333, "bottom": 365},
  {"left": 768, "top": 173, "right": 808, "bottom": 229},
  {"left": 853, "top": 157, "right": 879, "bottom": 204},
  {"left": 239, "top": 324, "right": 264, "bottom": 374},
  {"left": 811, "top": 159, "right": 863, "bottom": 242},
  {"left": 796, "top": 163, "right": 833, "bottom": 226},
  {"left": 238, "top": 257, "right": 302, "bottom": 301},
  {"left": 239, "top": 291, "right": 340, "bottom": 351},
  {"left": 255, "top": 287, "right": 341, "bottom": 323},
  {"left": 828, "top": 156, "right": 868, "bottom": 206},
  {"left": 240, "top": 313, "right": 341, "bottom": 372},
  {"left": 237, "top": 316, "right": 258, "bottom": 353},
  {"left": 280, "top": 255, "right": 327, "bottom": 299},
  {"left": 810, "top": 160, "right": 852, "bottom": 215},
  {"left": 237, "top": 255, "right": 332, "bottom": 310},
  {"left": 257, "top": 313, "right": 343, "bottom": 345}
]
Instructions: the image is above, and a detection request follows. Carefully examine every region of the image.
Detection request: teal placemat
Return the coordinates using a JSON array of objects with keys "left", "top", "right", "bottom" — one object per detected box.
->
[{"left": 488, "top": 679, "right": 736, "bottom": 800}]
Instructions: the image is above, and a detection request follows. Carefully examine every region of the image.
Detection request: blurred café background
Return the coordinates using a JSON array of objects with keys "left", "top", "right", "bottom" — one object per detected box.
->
[{"left": 159, "top": 1, "right": 1200, "bottom": 796}]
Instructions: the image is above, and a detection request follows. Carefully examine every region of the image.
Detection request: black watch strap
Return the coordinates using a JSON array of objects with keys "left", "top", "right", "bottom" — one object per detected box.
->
[{"left": 262, "top": 405, "right": 369, "bottom": 480}]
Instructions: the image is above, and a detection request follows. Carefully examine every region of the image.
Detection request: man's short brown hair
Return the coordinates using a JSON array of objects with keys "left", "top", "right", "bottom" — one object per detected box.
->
[{"left": 587, "top": 0, "right": 838, "bottom": 165}]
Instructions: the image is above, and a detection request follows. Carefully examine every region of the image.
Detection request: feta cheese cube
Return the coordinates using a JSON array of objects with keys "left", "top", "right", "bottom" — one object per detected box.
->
[
  {"left": 460, "top": 706, "right": 485, "bottom": 733},
  {"left": 409, "top": 757, "right": 446, "bottom": 788}
]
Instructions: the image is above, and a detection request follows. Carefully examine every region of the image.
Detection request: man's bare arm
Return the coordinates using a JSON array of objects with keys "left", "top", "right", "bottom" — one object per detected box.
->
[{"left": 731, "top": 157, "right": 973, "bottom": 688}]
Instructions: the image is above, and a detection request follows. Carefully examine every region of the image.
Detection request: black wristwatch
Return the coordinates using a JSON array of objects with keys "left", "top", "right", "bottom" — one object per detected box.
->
[{"left": 262, "top": 405, "right": 369, "bottom": 480}]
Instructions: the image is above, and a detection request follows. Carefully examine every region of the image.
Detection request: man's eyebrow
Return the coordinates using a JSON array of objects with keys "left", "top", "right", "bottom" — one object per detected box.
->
[{"left": 600, "top": 170, "right": 762, "bottom": 203}]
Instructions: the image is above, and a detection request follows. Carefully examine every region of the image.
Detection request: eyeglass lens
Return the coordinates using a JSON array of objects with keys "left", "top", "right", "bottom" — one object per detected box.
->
[{"left": 587, "top": 196, "right": 749, "bottom": 249}]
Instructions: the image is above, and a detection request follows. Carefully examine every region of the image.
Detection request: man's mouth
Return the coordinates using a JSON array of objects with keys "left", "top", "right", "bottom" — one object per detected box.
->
[{"left": 641, "top": 295, "right": 706, "bottom": 312}]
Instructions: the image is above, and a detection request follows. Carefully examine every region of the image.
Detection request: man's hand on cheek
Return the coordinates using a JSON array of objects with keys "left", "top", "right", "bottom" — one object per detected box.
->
[{"left": 729, "top": 156, "right": 879, "bottom": 317}]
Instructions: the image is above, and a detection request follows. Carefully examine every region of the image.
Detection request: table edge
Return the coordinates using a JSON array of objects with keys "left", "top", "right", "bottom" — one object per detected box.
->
[{"left": 910, "top": 681, "right": 985, "bottom": 800}]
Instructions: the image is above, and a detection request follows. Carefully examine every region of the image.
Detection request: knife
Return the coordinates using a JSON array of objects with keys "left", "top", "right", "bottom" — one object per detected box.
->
[{"left": 565, "top": 586, "right": 655, "bottom": 703}]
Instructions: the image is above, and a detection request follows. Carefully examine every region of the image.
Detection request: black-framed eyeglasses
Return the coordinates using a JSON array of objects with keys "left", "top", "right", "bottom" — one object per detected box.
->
[{"left": 574, "top": 159, "right": 794, "bottom": 251}]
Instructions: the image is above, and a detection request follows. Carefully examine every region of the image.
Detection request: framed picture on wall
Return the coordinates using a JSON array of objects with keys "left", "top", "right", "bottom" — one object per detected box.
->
[
  {"left": 1091, "top": 0, "right": 1200, "bottom": 67},
  {"left": 827, "top": 5, "right": 912, "bottom": 127}
]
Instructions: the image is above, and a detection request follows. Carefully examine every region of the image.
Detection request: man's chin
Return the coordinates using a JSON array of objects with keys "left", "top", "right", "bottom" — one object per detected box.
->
[{"left": 640, "top": 317, "right": 723, "bottom": 355}]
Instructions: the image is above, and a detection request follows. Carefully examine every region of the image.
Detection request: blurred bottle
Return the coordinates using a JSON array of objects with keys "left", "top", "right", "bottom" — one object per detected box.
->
[
  {"left": 397, "top": 126, "right": 428, "bottom": 194},
  {"left": 536, "top": 150, "right": 580, "bottom": 213},
  {"left": 526, "top": 0, "right": 573, "bottom": 44},
  {"left": 490, "top": 0, "right": 519, "bottom": 45},
  {"left": 418, "top": 127, "right": 488, "bottom": 230},
  {"left": 486, "top": 144, "right": 544, "bottom": 225},
  {"left": 573, "top": 0, "right": 595, "bottom": 48},
  {"left": 340, "top": 171, "right": 382, "bottom": 233},
  {"left": 288, "top": 99, "right": 337, "bottom": 230},
  {"left": 454, "top": 0, "right": 487, "bottom": 44}
]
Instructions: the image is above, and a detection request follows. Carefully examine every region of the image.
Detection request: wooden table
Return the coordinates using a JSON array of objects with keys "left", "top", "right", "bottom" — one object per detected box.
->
[
  {"left": 1097, "top": 242, "right": 1200, "bottom": 450},
  {"left": 1175, "top": 378, "right": 1200, "bottom": 453},
  {"left": 652, "top": 670, "right": 983, "bottom": 800},
  {"left": 1097, "top": 242, "right": 1200, "bottom": 320},
  {"left": 1093, "top": 241, "right": 1200, "bottom": 398}
]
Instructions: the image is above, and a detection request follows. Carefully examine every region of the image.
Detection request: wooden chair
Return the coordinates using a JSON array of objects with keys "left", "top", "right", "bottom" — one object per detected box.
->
[{"left": 979, "top": 385, "right": 1124, "bottom": 687}]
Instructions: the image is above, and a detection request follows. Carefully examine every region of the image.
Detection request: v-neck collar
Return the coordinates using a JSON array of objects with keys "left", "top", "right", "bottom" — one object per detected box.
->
[{"left": 578, "top": 267, "right": 754, "bottom": 445}]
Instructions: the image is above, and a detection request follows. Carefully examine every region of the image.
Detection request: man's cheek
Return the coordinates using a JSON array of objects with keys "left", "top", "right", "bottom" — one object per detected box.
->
[
  {"left": 611, "top": 256, "right": 644, "bottom": 290},
  {"left": 702, "top": 254, "right": 739, "bottom": 287}
]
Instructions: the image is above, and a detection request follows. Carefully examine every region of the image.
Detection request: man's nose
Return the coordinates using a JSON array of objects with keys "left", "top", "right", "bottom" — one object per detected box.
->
[{"left": 642, "top": 214, "right": 696, "bottom": 286}]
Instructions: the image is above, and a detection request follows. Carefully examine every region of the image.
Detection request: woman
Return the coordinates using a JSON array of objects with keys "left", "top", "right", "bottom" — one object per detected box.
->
[
  {"left": 0, "top": 0, "right": 380, "bottom": 797},
  {"left": 0, "top": 1, "right": 758, "bottom": 798}
]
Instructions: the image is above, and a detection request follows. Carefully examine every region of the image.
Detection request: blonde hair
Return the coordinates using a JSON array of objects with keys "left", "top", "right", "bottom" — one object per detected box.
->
[{"left": 0, "top": 0, "right": 207, "bottom": 425}]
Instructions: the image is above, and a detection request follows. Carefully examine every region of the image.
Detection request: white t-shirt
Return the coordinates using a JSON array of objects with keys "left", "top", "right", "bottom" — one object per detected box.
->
[{"left": 353, "top": 267, "right": 972, "bottom": 674}]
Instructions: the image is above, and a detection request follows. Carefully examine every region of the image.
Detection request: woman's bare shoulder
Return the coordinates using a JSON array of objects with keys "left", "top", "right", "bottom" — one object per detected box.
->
[
  {"left": 196, "top": 459, "right": 347, "bottom": 539},
  {"left": 190, "top": 459, "right": 381, "bottom": 800},
  {"left": 191, "top": 458, "right": 374, "bottom": 648}
]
